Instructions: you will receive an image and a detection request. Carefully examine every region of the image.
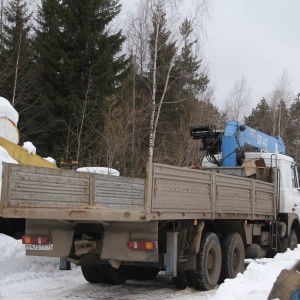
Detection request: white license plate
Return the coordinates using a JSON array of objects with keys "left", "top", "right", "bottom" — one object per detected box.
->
[{"left": 25, "top": 244, "right": 53, "bottom": 251}]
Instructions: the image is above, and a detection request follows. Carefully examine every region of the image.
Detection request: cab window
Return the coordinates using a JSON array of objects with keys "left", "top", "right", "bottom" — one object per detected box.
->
[{"left": 291, "top": 163, "right": 299, "bottom": 188}]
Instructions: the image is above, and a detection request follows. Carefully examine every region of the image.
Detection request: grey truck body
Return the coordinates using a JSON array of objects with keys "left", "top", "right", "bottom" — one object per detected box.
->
[{"left": 1, "top": 158, "right": 299, "bottom": 291}]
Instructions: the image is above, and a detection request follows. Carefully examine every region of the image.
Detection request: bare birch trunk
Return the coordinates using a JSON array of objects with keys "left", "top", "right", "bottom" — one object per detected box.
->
[
  {"left": 12, "top": 32, "right": 22, "bottom": 107},
  {"left": 148, "top": 2, "right": 162, "bottom": 163},
  {"left": 76, "top": 73, "right": 92, "bottom": 163}
]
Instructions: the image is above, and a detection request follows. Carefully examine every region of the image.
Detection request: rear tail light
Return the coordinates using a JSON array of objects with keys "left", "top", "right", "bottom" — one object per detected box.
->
[
  {"left": 22, "top": 236, "right": 49, "bottom": 245},
  {"left": 128, "top": 240, "right": 157, "bottom": 250}
]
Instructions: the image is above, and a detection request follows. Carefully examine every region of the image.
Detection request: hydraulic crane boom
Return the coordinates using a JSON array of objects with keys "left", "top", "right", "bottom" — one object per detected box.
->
[
  {"left": 190, "top": 120, "right": 286, "bottom": 167},
  {"left": 221, "top": 120, "right": 285, "bottom": 166}
]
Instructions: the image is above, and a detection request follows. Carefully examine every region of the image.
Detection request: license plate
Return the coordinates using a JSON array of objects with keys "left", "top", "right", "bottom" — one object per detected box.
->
[{"left": 25, "top": 244, "right": 53, "bottom": 251}]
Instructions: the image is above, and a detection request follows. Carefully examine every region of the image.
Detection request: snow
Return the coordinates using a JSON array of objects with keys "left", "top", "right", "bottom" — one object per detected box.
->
[
  {"left": 0, "top": 146, "right": 18, "bottom": 194},
  {"left": 0, "top": 96, "right": 18, "bottom": 125},
  {"left": 23, "top": 141, "right": 36, "bottom": 155},
  {"left": 0, "top": 233, "right": 298, "bottom": 299},
  {"left": 77, "top": 166, "right": 120, "bottom": 176},
  {"left": 44, "top": 157, "right": 57, "bottom": 165},
  {"left": 0, "top": 118, "right": 19, "bottom": 143},
  {"left": 0, "top": 97, "right": 19, "bottom": 143}
]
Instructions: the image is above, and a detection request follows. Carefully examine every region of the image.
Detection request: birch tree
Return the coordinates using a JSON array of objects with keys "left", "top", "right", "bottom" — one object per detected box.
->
[
  {"left": 148, "top": 2, "right": 176, "bottom": 162},
  {"left": 224, "top": 76, "right": 251, "bottom": 122},
  {"left": 145, "top": 0, "right": 212, "bottom": 163},
  {"left": 267, "top": 71, "right": 293, "bottom": 137}
]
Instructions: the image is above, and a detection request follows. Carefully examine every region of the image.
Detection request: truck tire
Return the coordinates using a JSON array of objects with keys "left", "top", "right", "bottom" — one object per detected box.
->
[
  {"left": 219, "top": 233, "right": 245, "bottom": 283},
  {"left": 172, "top": 271, "right": 192, "bottom": 290},
  {"left": 106, "top": 265, "right": 129, "bottom": 285},
  {"left": 191, "top": 232, "right": 222, "bottom": 291},
  {"left": 129, "top": 266, "right": 159, "bottom": 280},
  {"left": 81, "top": 266, "right": 101, "bottom": 283},
  {"left": 245, "top": 244, "right": 266, "bottom": 259},
  {"left": 289, "top": 230, "right": 298, "bottom": 250}
]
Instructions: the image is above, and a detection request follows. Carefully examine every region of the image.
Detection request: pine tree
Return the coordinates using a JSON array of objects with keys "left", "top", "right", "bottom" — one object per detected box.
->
[
  {"left": 245, "top": 97, "right": 293, "bottom": 155},
  {"left": 34, "top": 0, "right": 129, "bottom": 163},
  {"left": 244, "top": 98, "right": 272, "bottom": 135}
]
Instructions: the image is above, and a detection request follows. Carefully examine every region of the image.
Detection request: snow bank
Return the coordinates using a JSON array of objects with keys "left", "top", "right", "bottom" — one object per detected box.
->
[
  {"left": 212, "top": 249, "right": 300, "bottom": 300},
  {"left": 0, "top": 97, "right": 18, "bottom": 125},
  {"left": 0, "top": 234, "right": 59, "bottom": 279},
  {"left": 77, "top": 166, "right": 120, "bottom": 176}
]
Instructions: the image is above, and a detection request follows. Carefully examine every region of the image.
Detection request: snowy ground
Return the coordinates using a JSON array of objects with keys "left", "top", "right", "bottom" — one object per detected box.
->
[{"left": 0, "top": 234, "right": 299, "bottom": 299}]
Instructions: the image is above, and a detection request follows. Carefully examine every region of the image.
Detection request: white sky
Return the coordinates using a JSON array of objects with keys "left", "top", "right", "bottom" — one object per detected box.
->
[
  {"left": 121, "top": 0, "right": 300, "bottom": 112},
  {"left": 204, "top": 0, "right": 300, "bottom": 109}
]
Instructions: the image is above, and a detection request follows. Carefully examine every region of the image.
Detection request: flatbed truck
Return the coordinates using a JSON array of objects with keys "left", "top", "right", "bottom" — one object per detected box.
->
[{"left": 1, "top": 121, "right": 299, "bottom": 291}]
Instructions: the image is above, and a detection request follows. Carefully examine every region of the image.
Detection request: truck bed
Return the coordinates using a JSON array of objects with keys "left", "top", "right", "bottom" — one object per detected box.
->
[{"left": 0, "top": 162, "right": 276, "bottom": 222}]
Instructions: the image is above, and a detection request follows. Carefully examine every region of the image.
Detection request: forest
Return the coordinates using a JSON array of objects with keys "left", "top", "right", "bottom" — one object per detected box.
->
[{"left": 0, "top": 0, "right": 299, "bottom": 178}]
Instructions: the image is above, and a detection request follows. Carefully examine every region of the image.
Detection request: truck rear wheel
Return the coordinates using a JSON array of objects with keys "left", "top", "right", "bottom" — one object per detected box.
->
[
  {"left": 129, "top": 266, "right": 159, "bottom": 280},
  {"left": 81, "top": 266, "right": 102, "bottom": 283},
  {"left": 191, "top": 232, "right": 222, "bottom": 291},
  {"left": 106, "top": 265, "right": 129, "bottom": 285},
  {"left": 172, "top": 271, "right": 192, "bottom": 290},
  {"left": 219, "top": 233, "right": 245, "bottom": 283}
]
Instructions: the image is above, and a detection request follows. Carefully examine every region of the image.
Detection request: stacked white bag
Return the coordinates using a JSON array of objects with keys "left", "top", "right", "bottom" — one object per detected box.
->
[
  {"left": 0, "top": 97, "right": 19, "bottom": 194},
  {"left": 0, "top": 96, "right": 19, "bottom": 144}
]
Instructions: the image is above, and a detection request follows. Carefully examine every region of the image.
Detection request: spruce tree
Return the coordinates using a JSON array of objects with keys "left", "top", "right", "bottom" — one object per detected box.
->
[
  {"left": 34, "top": 0, "right": 129, "bottom": 163},
  {"left": 244, "top": 98, "right": 272, "bottom": 134},
  {"left": 0, "top": 0, "right": 41, "bottom": 144}
]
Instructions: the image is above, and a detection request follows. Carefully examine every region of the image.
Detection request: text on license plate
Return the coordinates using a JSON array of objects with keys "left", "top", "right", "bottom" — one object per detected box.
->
[{"left": 25, "top": 244, "right": 53, "bottom": 251}]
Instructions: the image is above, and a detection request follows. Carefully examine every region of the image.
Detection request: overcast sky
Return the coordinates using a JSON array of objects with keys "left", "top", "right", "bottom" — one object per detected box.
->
[
  {"left": 121, "top": 0, "right": 300, "bottom": 112},
  {"left": 204, "top": 0, "right": 300, "bottom": 109}
]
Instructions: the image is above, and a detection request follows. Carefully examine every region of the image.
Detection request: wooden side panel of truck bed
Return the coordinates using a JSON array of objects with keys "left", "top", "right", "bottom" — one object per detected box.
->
[
  {"left": 1, "top": 162, "right": 276, "bottom": 222},
  {"left": 1, "top": 163, "right": 146, "bottom": 221}
]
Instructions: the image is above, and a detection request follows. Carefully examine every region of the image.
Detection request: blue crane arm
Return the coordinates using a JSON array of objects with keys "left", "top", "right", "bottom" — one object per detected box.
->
[{"left": 221, "top": 120, "right": 285, "bottom": 167}]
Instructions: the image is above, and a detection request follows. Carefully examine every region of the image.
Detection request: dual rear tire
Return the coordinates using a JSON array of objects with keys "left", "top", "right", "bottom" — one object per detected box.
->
[
  {"left": 128, "top": 266, "right": 160, "bottom": 280},
  {"left": 219, "top": 233, "right": 245, "bottom": 283},
  {"left": 82, "top": 265, "right": 160, "bottom": 285},
  {"left": 82, "top": 231, "right": 245, "bottom": 290},
  {"left": 173, "top": 232, "right": 245, "bottom": 291},
  {"left": 81, "top": 264, "right": 129, "bottom": 285}
]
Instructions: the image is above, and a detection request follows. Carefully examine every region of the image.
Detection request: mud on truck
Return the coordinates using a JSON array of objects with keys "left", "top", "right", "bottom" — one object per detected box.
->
[{"left": 1, "top": 120, "right": 300, "bottom": 291}]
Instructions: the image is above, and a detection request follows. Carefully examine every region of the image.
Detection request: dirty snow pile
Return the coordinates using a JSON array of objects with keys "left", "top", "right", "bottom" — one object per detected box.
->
[{"left": 0, "top": 233, "right": 299, "bottom": 300}]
